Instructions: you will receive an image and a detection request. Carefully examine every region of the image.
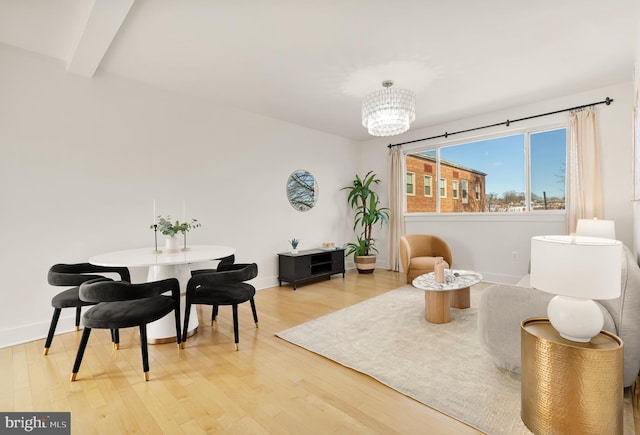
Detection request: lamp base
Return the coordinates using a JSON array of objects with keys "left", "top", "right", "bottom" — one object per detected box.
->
[{"left": 547, "top": 295, "right": 604, "bottom": 342}]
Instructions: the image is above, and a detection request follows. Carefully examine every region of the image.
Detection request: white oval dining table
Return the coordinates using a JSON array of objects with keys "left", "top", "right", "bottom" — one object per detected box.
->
[{"left": 89, "top": 245, "right": 235, "bottom": 343}]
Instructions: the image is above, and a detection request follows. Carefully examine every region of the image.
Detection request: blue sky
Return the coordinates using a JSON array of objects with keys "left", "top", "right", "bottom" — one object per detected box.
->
[
  {"left": 437, "top": 128, "right": 566, "bottom": 198},
  {"left": 530, "top": 129, "right": 566, "bottom": 199}
]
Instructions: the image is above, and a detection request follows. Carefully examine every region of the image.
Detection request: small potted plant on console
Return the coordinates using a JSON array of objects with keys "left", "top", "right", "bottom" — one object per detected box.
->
[{"left": 289, "top": 238, "right": 299, "bottom": 254}]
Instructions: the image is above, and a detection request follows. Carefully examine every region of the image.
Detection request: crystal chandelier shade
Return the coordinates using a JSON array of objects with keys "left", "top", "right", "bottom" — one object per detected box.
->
[{"left": 362, "top": 80, "right": 416, "bottom": 137}]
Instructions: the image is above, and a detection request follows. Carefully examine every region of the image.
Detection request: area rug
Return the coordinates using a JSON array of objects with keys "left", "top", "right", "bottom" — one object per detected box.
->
[{"left": 276, "top": 285, "right": 634, "bottom": 434}]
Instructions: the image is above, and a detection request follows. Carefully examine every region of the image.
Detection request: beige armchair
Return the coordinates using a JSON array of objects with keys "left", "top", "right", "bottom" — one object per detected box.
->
[{"left": 400, "top": 234, "right": 453, "bottom": 284}]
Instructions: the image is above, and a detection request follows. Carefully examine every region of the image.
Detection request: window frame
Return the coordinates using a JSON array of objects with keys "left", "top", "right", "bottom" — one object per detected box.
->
[
  {"left": 439, "top": 178, "right": 447, "bottom": 198},
  {"left": 402, "top": 121, "right": 567, "bottom": 217},
  {"left": 452, "top": 180, "right": 459, "bottom": 199}
]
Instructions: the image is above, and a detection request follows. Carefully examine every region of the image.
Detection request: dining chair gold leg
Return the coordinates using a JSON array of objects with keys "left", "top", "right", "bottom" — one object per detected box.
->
[
  {"left": 255, "top": 322, "right": 259, "bottom": 328},
  {"left": 70, "top": 373, "right": 77, "bottom": 381},
  {"left": 235, "top": 343, "right": 239, "bottom": 351},
  {"left": 144, "top": 372, "right": 149, "bottom": 381},
  {"left": 43, "top": 347, "right": 49, "bottom": 355},
  {"left": 113, "top": 343, "right": 119, "bottom": 350}
]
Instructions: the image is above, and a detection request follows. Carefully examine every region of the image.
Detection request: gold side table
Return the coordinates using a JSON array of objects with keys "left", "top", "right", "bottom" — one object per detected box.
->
[{"left": 521, "top": 318, "right": 623, "bottom": 434}]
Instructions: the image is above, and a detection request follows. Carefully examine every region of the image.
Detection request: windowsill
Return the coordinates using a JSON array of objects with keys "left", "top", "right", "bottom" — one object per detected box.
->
[{"left": 404, "top": 211, "right": 565, "bottom": 222}]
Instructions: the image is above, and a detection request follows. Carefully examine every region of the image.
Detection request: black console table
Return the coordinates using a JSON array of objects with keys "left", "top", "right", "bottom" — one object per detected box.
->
[{"left": 278, "top": 248, "right": 345, "bottom": 290}]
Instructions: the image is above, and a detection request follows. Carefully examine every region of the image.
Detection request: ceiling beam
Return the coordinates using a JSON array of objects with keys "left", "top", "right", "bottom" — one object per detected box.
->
[{"left": 66, "top": 0, "right": 135, "bottom": 77}]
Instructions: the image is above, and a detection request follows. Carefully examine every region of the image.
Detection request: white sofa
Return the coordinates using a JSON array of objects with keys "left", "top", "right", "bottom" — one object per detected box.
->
[{"left": 478, "top": 245, "right": 640, "bottom": 388}]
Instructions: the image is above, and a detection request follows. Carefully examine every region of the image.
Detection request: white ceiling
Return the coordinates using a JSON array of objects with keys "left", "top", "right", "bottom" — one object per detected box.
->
[{"left": 1, "top": 0, "right": 638, "bottom": 140}]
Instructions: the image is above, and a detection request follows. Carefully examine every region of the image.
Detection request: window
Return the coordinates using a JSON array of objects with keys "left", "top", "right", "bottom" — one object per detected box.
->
[
  {"left": 530, "top": 129, "right": 566, "bottom": 210},
  {"left": 405, "top": 127, "right": 566, "bottom": 213},
  {"left": 424, "top": 176, "right": 432, "bottom": 197},
  {"left": 406, "top": 172, "right": 415, "bottom": 196}
]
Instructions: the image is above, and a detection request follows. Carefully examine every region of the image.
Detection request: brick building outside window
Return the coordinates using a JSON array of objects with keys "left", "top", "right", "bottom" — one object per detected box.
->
[{"left": 405, "top": 153, "right": 487, "bottom": 213}]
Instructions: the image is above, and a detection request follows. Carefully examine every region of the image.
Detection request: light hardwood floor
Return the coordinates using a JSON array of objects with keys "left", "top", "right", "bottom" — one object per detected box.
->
[{"left": 4, "top": 270, "right": 636, "bottom": 434}]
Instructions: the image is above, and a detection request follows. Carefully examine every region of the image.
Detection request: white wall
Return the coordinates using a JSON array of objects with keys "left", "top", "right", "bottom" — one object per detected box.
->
[
  {"left": 636, "top": 20, "right": 640, "bottom": 94},
  {"left": 1, "top": 42, "right": 636, "bottom": 348},
  {"left": 359, "top": 82, "right": 634, "bottom": 283},
  {"left": 0, "top": 45, "right": 359, "bottom": 348},
  {"left": 633, "top": 19, "right": 640, "bottom": 258}
]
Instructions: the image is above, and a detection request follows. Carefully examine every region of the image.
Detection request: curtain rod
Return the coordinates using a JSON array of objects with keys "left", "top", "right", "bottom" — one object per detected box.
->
[{"left": 387, "top": 97, "right": 613, "bottom": 149}]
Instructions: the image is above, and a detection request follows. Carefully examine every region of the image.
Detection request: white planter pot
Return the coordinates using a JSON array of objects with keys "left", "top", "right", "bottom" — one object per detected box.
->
[{"left": 165, "top": 236, "right": 180, "bottom": 253}]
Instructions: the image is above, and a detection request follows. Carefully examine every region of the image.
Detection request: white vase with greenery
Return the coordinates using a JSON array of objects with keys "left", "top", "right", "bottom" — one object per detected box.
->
[{"left": 152, "top": 215, "right": 201, "bottom": 253}]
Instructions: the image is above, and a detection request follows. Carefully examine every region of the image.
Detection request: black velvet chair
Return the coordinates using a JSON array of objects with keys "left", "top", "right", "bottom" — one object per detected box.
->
[
  {"left": 44, "top": 263, "right": 131, "bottom": 355},
  {"left": 187, "top": 254, "right": 236, "bottom": 325},
  {"left": 204, "top": 254, "right": 235, "bottom": 324},
  {"left": 216, "top": 254, "right": 235, "bottom": 270},
  {"left": 70, "top": 278, "right": 181, "bottom": 382},
  {"left": 183, "top": 262, "right": 258, "bottom": 351}
]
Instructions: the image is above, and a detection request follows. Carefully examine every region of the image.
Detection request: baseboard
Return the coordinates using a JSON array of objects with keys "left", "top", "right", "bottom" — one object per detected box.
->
[
  {"left": 481, "top": 272, "right": 522, "bottom": 285},
  {"left": 0, "top": 314, "right": 78, "bottom": 350},
  {"left": 253, "top": 276, "right": 280, "bottom": 290},
  {"left": 1, "top": 272, "right": 372, "bottom": 349}
]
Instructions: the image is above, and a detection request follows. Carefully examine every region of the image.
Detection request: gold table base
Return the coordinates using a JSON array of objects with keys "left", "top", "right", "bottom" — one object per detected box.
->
[
  {"left": 521, "top": 318, "right": 624, "bottom": 434},
  {"left": 148, "top": 326, "right": 197, "bottom": 345}
]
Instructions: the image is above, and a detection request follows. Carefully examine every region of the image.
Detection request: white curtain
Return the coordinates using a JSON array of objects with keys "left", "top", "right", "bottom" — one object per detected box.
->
[
  {"left": 634, "top": 87, "right": 640, "bottom": 200},
  {"left": 387, "top": 145, "right": 405, "bottom": 271},
  {"left": 567, "top": 108, "right": 603, "bottom": 234}
]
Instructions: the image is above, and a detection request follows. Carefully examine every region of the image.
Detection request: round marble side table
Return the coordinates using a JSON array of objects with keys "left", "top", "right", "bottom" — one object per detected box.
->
[{"left": 412, "top": 270, "right": 482, "bottom": 323}]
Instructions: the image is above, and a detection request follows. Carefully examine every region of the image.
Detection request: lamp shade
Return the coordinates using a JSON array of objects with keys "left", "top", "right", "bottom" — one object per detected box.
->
[
  {"left": 530, "top": 235, "right": 622, "bottom": 300},
  {"left": 362, "top": 81, "right": 416, "bottom": 137},
  {"left": 575, "top": 218, "right": 616, "bottom": 239}
]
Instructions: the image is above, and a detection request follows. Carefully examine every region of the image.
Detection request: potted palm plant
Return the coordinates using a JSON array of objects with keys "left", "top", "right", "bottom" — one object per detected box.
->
[{"left": 342, "top": 171, "right": 390, "bottom": 274}]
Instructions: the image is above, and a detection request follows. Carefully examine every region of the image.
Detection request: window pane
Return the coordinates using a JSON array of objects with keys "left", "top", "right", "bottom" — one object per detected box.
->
[
  {"left": 530, "top": 129, "right": 566, "bottom": 210},
  {"left": 406, "top": 172, "right": 415, "bottom": 195},
  {"left": 440, "top": 134, "right": 524, "bottom": 212},
  {"left": 406, "top": 151, "right": 436, "bottom": 212},
  {"left": 424, "top": 176, "right": 432, "bottom": 197},
  {"left": 461, "top": 180, "right": 468, "bottom": 204}
]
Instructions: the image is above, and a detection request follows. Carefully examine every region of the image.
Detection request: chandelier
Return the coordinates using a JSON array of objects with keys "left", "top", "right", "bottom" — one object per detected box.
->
[{"left": 362, "top": 80, "right": 416, "bottom": 137}]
